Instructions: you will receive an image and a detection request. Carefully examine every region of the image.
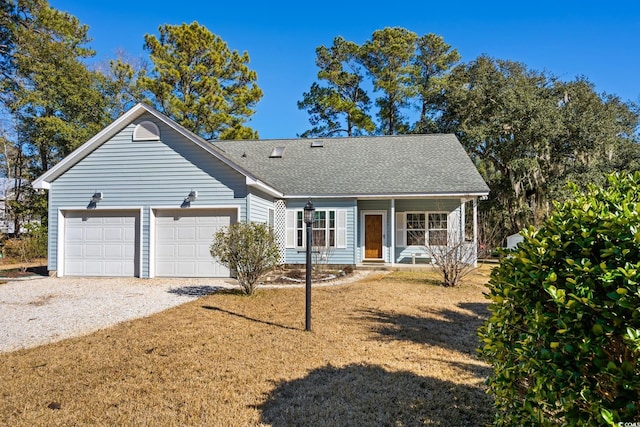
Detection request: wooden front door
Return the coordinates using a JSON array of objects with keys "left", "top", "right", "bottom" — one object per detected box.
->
[{"left": 364, "top": 214, "right": 383, "bottom": 259}]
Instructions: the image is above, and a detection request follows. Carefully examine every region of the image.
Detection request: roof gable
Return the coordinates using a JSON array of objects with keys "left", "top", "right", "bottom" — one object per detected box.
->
[{"left": 32, "top": 103, "right": 280, "bottom": 196}]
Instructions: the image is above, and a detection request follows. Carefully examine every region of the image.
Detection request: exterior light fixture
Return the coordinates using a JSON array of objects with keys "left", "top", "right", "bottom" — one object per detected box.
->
[
  {"left": 91, "top": 192, "right": 103, "bottom": 203},
  {"left": 303, "top": 199, "right": 315, "bottom": 331},
  {"left": 187, "top": 190, "right": 198, "bottom": 202}
]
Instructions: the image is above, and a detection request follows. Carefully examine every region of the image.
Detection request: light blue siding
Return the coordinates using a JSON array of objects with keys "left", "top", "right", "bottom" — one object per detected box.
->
[
  {"left": 248, "top": 190, "right": 274, "bottom": 224},
  {"left": 48, "top": 113, "right": 248, "bottom": 277},
  {"left": 284, "top": 198, "right": 357, "bottom": 265}
]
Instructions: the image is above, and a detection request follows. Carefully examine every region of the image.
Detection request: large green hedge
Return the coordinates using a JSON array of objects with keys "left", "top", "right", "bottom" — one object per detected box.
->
[{"left": 479, "top": 173, "right": 640, "bottom": 426}]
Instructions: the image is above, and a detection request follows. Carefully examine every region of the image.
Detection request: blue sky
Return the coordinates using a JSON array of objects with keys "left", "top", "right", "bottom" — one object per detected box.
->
[{"left": 50, "top": 0, "right": 640, "bottom": 139}]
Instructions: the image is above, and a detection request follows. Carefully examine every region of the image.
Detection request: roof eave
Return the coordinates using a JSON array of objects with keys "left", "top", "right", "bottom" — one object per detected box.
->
[
  {"left": 246, "top": 177, "right": 284, "bottom": 198},
  {"left": 281, "top": 191, "right": 490, "bottom": 199}
]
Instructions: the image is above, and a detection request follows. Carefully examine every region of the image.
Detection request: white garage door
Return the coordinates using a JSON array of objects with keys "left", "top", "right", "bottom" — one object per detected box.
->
[
  {"left": 64, "top": 210, "right": 138, "bottom": 276},
  {"left": 155, "top": 209, "right": 236, "bottom": 277}
]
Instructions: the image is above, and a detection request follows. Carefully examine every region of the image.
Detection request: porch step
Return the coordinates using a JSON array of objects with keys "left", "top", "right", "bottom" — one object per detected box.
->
[
  {"left": 357, "top": 262, "right": 393, "bottom": 271},
  {"left": 356, "top": 263, "right": 439, "bottom": 272}
]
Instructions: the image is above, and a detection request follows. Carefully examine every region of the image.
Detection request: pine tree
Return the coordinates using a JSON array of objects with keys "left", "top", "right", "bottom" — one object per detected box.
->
[{"left": 139, "top": 21, "right": 263, "bottom": 140}]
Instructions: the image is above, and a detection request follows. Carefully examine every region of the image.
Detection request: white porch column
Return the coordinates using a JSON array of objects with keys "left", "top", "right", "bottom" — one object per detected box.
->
[
  {"left": 390, "top": 198, "right": 395, "bottom": 265},
  {"left": 473, "top": 198, "right": 478, "bottom": 267}
]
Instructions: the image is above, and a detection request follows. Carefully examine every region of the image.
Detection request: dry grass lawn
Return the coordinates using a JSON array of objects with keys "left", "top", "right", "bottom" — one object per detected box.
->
[{"left": 0, "top": 267, "right": 495, "bottom": 426}]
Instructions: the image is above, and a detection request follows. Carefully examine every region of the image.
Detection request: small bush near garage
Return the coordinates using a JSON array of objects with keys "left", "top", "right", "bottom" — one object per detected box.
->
[
  {"left": 2, "top": 224, "right": 47, "bottom": 270},
  {"left": 479, "top": 173, "right": 640, "bottom": 426},
  {"left": 210, "top": 222, "right": 280, "bottom": 295}
]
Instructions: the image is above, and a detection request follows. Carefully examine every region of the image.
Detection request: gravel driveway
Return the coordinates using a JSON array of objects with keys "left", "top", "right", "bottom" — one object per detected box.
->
[{"left": 0, "top": 276, "right": 238, "bottom": 353}]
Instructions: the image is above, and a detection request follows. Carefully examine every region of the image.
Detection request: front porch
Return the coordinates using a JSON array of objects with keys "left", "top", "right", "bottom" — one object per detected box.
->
[{"left": 356, "top": 197, "right": 479, "bottom": 267}]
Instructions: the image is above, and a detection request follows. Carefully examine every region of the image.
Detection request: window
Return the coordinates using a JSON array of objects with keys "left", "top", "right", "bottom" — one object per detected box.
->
[
  {"left": 406, "top": 213, "right": 425, "bottom": 245},
  {"left": 311, "top": 210, "right": 336, "bottom": 247},
  {"left": 396, "top": 211, "right": 449, "bottom": 247},
  {"left": 296, "top": 211, "right": 304, "bottom": 247},
  {"left": 286, "top": 209, "right": 346, "bottom": 249},
  {"left": 295, "top": 210, "right": 334, "bottom": 247},
  {"left": 133, "top": 121, "right": 160, "bottom": 141},
  {"left": 428, "top": 213, "right": 448, "bottom": 245},
  {"left": 269, "top": 146, "right": 285, "bottom": 158}
]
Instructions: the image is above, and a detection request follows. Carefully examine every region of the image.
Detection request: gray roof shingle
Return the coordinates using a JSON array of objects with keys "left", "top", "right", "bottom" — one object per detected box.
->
[{"left": 213, "top": 134, "right": 489, "bottom": 197}]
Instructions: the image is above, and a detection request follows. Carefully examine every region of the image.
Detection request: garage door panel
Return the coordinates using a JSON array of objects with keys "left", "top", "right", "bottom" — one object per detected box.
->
[
  {"left": 157, "top": 228, "right": 175, "bottom": 240},
  {"left": 177, "top": 244, "right": 196, "bottom": 257},
  {"left": 67, "top": 228, "right": 83, "bottom": 241},
  {"left": 105, "top": 229, "right": 125, "bottom": 241},
  {"left": 85, "top": 244, "right": 103, "bottom": 258},
  {"left": 64, "top": 210, "right": 138, "bottom": 277},
  {"left": 197, "top": 245, "right": 212, "bottom": 257},
  {"left": 66, "top": 244, "right": 83, "bottom": 257},
  {"left": 124, "top": 245, "right": 135, "bottom": 258},
  {"left": 198, "top": 227, "right": 216, "bottom": 240},
  {"left": 105, "top": 244, "right": 125, "bottom": 258},
  {"left": 124, "top": 228, "right": 136, "bottom": 241},
  {"left": 84, "top": 261, "right": 104, "bottom": 275},
  {"left": 178, "top": 228, "right": 196, "bottom": 240},
  {"left": 155, "top": 209, "right": 234, "bottom": 277},
  {"left": 104, "top": 261, "right": 132, "bottom": 276},
  {"left": 157, "top": 244, "right": 175, "bottom": 258},
  {"left": 176, "top": 263, "right": 196, "bottom": 276},
  {"left": 85, "top": 228, "right": 103, "bottom": 241}
]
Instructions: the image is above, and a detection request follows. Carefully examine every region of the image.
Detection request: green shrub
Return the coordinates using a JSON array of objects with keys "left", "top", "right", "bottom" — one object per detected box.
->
[
  {"left": 479, "top": 172, "right": 640, "bottom": 426},
  {"left": 210, "top": 222, "right": 280, "bottom": 295}
]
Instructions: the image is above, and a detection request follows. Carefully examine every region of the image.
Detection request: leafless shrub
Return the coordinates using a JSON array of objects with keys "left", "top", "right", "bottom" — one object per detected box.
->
[
  {"left": 312, "top": 244, "right": 334, "bottom": 272},
  {"left": 422, "top": 226, "right": 477, "bottom": 287}
]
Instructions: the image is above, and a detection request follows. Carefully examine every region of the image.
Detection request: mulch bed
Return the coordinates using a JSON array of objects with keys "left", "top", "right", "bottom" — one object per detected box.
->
[{"left": 0, "top": 266, "right": 48, "bottom": 279}]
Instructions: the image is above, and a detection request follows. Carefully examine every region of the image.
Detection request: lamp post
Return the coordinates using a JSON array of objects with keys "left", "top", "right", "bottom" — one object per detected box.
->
[{"left": 303, "top": 199, "right": 315, "bottom": 332}]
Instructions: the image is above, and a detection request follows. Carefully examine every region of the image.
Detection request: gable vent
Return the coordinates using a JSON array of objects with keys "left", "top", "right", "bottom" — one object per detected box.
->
[
  {"left": 311, "top": 140, "right": 323, "bottom": 148},
  {"left": 269, "top": 146, "right": 285, "bottom": 158},
  {"left": 133, "top": 121, "right": 160, "bottom": 141}
]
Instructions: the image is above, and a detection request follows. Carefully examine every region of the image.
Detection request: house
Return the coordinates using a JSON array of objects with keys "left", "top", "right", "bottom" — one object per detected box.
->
[
  {"left": 0, "top": 177, "right": 30, "bottom": 235},
  {"left": 32, "top": 103, "right": 489, "bottom": 278}
]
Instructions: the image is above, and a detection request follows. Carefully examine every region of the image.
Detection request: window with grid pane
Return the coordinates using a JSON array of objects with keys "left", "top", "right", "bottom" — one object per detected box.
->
[
  {"left": 296, "top": 211, "right": 303, "bottom": 247},
  {"left": 428, "top": 213, "right": 448, "bottom": 245},
  {"left": 292, "top": 210, "right": 338, "bottom": 248},
  {"left": 312, "top": 211, "right": 327, "bottom": 246},
  {"left": 406, "top": 213, "right": 425, "bottom": 246}
]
